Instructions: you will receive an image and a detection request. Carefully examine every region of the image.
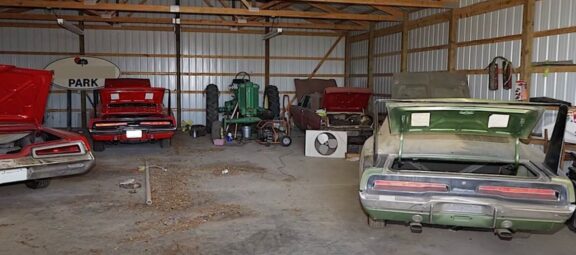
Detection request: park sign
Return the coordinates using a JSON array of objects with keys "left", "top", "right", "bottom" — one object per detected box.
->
[{"left": 45, "top": 56, "right": 120, "bottom": 90}]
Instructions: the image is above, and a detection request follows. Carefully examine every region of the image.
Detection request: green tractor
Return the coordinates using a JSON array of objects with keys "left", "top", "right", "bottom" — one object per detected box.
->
[{"left": 206, "top": 72, "right": 285, "bottom": 143}]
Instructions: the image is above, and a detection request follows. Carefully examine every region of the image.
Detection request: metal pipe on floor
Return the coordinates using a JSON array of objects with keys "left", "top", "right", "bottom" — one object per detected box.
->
[{"left": 144, "top": 160, "right": 152, "bottom": 205}]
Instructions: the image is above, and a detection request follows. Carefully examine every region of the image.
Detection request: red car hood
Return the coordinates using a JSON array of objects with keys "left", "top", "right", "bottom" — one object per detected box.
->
[
  {"left": 322, "top": 87, "right": 372, "bottom": 112},
  {"left": 0, "top": 65, "right": 53, "bottom": 127}
]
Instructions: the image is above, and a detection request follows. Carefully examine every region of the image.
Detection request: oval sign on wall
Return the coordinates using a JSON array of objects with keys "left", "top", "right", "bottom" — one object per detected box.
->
[{"left": 45, "top": 56, "right": 121, "bottom": 90}]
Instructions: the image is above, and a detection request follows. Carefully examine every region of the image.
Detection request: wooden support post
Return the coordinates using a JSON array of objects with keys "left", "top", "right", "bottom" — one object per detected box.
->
[
  {"left": 175, "top": 0, "right": 182, "bottom": 127},
  {"left": 344, "top": 32, "right": 351, "bottom": 87},
  {"left": 367, "top": 23, "right": 375, "bottom": 90},
  {"left": 265, "top": 22, "right": 270, "bottom": 86},
  {"left": 520, "top": 0, "right": 535, "bottom": 97},
  {"left": 448, "top": 9, "right": 458, "bottom": 71},
  {"left": 308, "top": 35, "right": 344, "bottom": 79},
  {"left": 400, "top": 14, "right": 409, "bottom": 72},
  {"left": 79, "top": 17, "right": 87, "bottom": 129}
]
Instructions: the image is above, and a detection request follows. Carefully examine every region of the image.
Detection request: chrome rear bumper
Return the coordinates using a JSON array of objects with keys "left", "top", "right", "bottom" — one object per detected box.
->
[
  {"left": 0, "top": 153, "right": 95, "bottom": 184},
  {"left": 360, "top": 191, "right": 575, "bottom": 232}
]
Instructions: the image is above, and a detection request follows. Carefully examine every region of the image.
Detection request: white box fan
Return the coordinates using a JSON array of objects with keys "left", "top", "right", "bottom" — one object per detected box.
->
[{"left": 305, "top": 130, "right": 347, "bottom": 158}]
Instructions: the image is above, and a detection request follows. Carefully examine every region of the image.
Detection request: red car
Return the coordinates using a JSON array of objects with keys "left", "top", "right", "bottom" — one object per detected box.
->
[
  {"left": 89, "top": 78, "right": 176, "bottom": 151},
  {"left": 0, "top": 65, "right": 94, "bottom": 189},
  {"left": 290, "top": 79, "right": 373, "bottom": 144}
]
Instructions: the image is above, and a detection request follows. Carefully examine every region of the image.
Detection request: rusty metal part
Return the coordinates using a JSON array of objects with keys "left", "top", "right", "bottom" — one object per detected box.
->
[{"left": 144, "top": 160, "right": 152, "bottom": 205}]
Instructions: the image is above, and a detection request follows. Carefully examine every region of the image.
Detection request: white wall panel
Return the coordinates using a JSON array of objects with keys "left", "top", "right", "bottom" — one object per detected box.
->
[
  {"left": 374, "top": 55, "right": 401, "bottom": 74},
  {"left": 460, "top": 0, "right": 487, "bottom": 8},
  {"left": 535, "top": 0, "right": 576, "bottom": 32},
  {"left": 458, "top": 5, "right": 523, "bottom": 42},
  {"left": 532, "top": 0, "right": 576, "bottom": 107},
  {"left": 374, "top": 33, "right": 402, "bottom": 54},
  {"left": 467, "top": 74, "right": 514, "bottom": 101},
  {"left": 0, "top": 27, "right": 78, "bottom": 53},
  {"left": 408, "top": 49, "right": 448, "bottom": 72},
  {"left": 533, "top": 33, "right": 576, "bottom": 63},
  {"left": 350, "top": 77, "right": 367, "bottom": 88},
  {"left": 409, "top": 8, "right": 448, "bottom": 20},
  {"left": 351, "top": 40, "right": 368, "bottom": 57},
  {"left": 456, "top": 40, "right": 521, "bottom": 70},
  {"left": 409, "top": 22, "right": 449, "bottom": 49},
  {"left": 375, "top": 22, "right": 401, "bottom": 30}
]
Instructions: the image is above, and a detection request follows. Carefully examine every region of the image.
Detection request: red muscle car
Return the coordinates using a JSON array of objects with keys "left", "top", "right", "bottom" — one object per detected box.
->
[
  {"left": 89, "top": 78, "right": 176, "bottom": 151},
  {"left": 290, "top": 79, "right": 373, "bottom": 144},
  {"left": 0, "top": 65, "right": 94, "bottom": 189}
]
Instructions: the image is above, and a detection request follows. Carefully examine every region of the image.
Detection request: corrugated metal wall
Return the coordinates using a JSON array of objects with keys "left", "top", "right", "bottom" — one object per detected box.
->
[
  {"left": 350, "top": 0, "right": 576, "bottom": 104},
  {"left": 0, "top": 1, "right": 345, "bottom": 127},
  {"left": 533, "top": 0, "right": 576, "bottom": 104},
  {"left": 0, "top": 28, "right": 80, "bottom": 127}
]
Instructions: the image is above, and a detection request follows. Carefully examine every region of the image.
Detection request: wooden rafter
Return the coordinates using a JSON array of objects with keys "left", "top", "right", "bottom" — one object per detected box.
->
[
  {"left": 0, "top": 0, "right": 400, "bottom": 21},
  {"left": 371, "top": 6, "right": 404, "bottom": 18},
  {"left": 308, "top": 35, "right": 344, "bottom": 79},
  {"left": 308, "top": 3, "right": 369, "bottom": 26},
  {"left": 278, "top": 0, "right": 459, "bottom": 8},
  {"left": 0, "top": 13, "right": 366, "bottom": 30},
  {"left": 202, "top": 0, "right": 227, "bottom": 21},
  {"left": 1, "top": 7, "right": 31, "bottom": 13},
  {"left": 249, "top": 1, "right": 292, "bottom": 22}
]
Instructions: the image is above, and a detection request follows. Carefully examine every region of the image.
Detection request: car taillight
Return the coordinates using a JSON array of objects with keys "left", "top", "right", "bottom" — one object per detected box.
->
[
  {"left": 372, "top": 180, "right": 448, "bottom": 192},
  {"left": 478, "top": 185, "right": 558, "bottom": 200},
  {"left": 34, "top": 144, "right": 81, "bottom": 157},
  {"left": 140, "top": 121, "right": 171, "bottom": 126},
  {"left": 94, "top": 122, "right": 128, "bottom": 127}
]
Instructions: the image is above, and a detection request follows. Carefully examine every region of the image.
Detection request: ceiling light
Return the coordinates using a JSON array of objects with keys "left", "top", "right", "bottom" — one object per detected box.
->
[
  {"left": 262, "top": 28, "right": 282, "bottom": 40},
  {"left": 56, "top": 18, "right": 84, "bottom": 35}
]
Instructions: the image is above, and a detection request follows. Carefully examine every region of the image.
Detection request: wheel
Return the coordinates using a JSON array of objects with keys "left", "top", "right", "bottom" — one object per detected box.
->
[
  {"left": 265, "top": 85, "right": 280, "bottom": 119},
  {"left": 93, "top": 141, "right": 105, "bottom": 152},
  {"left": 367, "top": 216, "right": 386, "bottom": 229},
  {"left": 205, "top": 84, "right": 219, "bottom": 133},
  {"left": 25, "top": 179, "right": 51, "bottom": 189},
  {"left": 280, "top": 136, "right": 292, "bottom": 147},
  {"left": 567, "top": 212, "right": 576, "bottom": 233},
  {"left": 211, "top": 120, "right": 223, "bottom": 140},
  {"left": 159, "top": 139, "right": 171, "bottom": 148}
]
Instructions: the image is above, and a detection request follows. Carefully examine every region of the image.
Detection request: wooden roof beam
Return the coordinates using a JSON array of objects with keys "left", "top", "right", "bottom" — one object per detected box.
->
[
  {"left": 372, "top": 6, "right": 404, "bottom": 18},
  {"left": 0, "top": 0, "right": 398, "bottom": 21},
  {"left": 202, "top": 0, "right": 227, "bottom": 21},
  {"left": 0, "top": 13, "right": 366, "bottom": 30},
  {"left": 308, "top": 3, "right": 370, "bottom": 26},
  {"left": 279, "top": 0, "right": 459, "bottom": 8}
]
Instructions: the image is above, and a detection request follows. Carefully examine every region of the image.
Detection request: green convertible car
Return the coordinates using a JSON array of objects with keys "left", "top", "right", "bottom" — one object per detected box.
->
[{"left": 359, "top": 99, "right": 575, "bottom": 239}]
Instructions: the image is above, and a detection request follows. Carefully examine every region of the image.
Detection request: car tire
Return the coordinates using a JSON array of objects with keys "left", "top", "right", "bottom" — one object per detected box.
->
[
  {"left": 367, "top": 216, "right": 386, "bottom": 229},
  {"left": 25, "top": 179, "right": 51, "bottom": 189},
  {"left": 211, "top": 120, "right": 223, "bottom": 140},
  {"left": 280, "top": 136, "right": 292, "bottom": 147},
  {"left": 205, "top": 84, "right": 219, "bottom": 133},
  {"left": 159, "top": 139, "right": 171, "bottom": 148},
  {"left": 567, "top": 213, "right": 576, "bottom": 233},
  {"left": 93, "top": 141, "right": 105, "bottom": 152},
  {"left": 265, "top": 85, "right": 280, "bottom": 119}
]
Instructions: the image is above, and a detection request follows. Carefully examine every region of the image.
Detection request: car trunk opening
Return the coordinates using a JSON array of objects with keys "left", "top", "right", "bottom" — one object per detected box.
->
[
  {"left": 383, "top": 100, "right": 545, "bottom": 164},
  {"left": 0, "top": 131, "right": 61, "bottom": 156},
  {"left": 391, "top": 158, "right": 537, "bottom": 178}
]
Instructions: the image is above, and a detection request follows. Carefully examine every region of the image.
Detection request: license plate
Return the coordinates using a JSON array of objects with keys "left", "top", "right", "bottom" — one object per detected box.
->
[
  {"left": 437, "top": 203, "right": 488, "bottom": 214},
  {"left": 0, "top": 168, "right": 28, "bottom": 184},
  {"left": 126, "top": 130, "right": 142, "bottom": 138}
]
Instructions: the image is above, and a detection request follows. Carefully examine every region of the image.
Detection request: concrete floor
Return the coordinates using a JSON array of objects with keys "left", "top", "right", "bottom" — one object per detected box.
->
[{"left": 0, "top": 132, "right": 574, "bottom": 255}]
